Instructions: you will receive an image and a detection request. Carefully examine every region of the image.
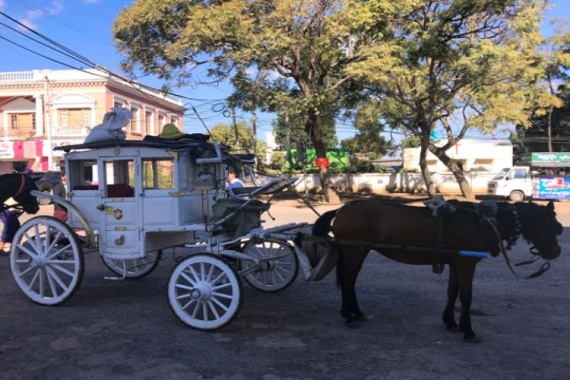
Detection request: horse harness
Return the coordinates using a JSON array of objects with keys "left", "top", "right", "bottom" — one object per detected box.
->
[
  {"left": 429, "top": 200, "right": 548, "bottom": 278},
  {"left": 1, "top": 174, "right": 27, "bottom": 212}
]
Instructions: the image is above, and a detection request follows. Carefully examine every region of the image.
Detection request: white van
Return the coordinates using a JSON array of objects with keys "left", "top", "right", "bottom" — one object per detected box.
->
[{"left": 487, "top": 166, "right": 532, "bottom": 202}]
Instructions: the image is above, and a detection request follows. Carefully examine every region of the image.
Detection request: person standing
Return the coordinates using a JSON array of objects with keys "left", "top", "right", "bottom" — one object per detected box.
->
[
  {"left": 225, "top": 166, "right": 245, "bottom": 199},
  {"left": 0, "top": 209, "right": 22, "bottom": 254},
  {"left": 53, "top": 171, "right": 68, "bottom": 222}
]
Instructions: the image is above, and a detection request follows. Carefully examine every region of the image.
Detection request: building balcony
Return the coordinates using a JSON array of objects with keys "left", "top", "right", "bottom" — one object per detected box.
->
[
  {"left": 55, "top": 125, "right": 90, "bottom": 136},
  {"left": 1, "top": 127, "right": 35, "bottom": 139}
]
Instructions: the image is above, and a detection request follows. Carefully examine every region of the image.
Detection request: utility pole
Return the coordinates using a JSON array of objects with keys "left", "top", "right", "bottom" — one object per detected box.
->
[{"left": 44, "top": 76, "right": 53, "bottom": 170}]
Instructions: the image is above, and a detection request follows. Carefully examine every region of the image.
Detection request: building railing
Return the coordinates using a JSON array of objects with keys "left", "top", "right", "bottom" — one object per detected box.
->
[
  {"left": 0, "top": 128, "right": 35, "bottom": 139},
  {"left": 55, "top": 125, "right": 89, "bottom": 135},
  {"left": 0, "top": 71, "right": 35, "bottom": 82}
]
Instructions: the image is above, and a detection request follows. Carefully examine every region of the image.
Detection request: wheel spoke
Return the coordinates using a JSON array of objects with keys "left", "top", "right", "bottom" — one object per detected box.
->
[
  {"left": 211, "top": 297, "right": 230, "bottom": 311},
  {"left": 180, "top": 269, "right": 197, "bottom": 287},
  {"left": 212, "top": 291, "right": 233, "bottom": 300},
  {"left": 207, "top": 300, "right": 222, "bottom": 320},
  {"left": 45, "top": 267, "right": 61, "bottom": 297},
  {"left": 48, "top": 262, "right": 76, "bottom": 278},
  {"left": 174, "top": 283, "right": 193, "bottom": 291}
]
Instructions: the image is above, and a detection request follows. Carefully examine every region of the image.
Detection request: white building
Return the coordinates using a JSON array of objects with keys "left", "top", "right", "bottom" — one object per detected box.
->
[{"left": 403, "top": 139, "right": 512, "bottom": 173}]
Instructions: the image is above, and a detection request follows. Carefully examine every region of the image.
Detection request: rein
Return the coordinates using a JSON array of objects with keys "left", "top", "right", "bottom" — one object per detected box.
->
[
  {"left": 468, "top": 203, "right": 550, "bottom": 279},
  {"left": 14, "top": 174, "right": 26, "bottom": 198}
]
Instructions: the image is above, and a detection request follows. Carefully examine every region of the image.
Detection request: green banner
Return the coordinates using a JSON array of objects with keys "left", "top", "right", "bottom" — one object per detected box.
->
[{"left": 531, "top": 152, "right": 570, "bottom": 164}]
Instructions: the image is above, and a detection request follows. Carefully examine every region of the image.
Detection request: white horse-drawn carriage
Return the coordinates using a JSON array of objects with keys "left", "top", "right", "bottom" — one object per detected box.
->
[{"left": 9, "top": 137, "right": 334, "bottom": 330}]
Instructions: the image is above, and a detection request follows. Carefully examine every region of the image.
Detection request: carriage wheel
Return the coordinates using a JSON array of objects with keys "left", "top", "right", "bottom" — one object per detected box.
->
[
  {"left": 168, "top": 253, "right": 242, "bottom": 330},
  {"left": 241, "top": 238, "right": 298, "bottom": 293},
  {"left": 101, "top": 250, "right": 162, "bottom": 279},
  {"left": 10, "top": 216, "right": 84, "bottom": 305}
]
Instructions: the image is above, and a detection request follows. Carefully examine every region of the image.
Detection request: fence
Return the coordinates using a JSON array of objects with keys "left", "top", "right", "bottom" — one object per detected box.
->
[{"left": 288, "top": 171, "right": 497, "bottom": 195}]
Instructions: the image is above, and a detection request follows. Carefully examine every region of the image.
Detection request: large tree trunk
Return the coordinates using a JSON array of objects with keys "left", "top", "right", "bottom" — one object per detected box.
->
[
  {"left": 307, "top": 110, "right": 340, "bottom": 204},
  {"left": 419, "top": 134, "right": 437, "bottom": 196},
  {"left": 429, "top": 146, "right": 475, "bottom": 200}
]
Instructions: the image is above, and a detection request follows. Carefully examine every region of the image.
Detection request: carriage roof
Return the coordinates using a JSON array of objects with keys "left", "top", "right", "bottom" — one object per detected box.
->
[{"left": 54, "top": 136, "right": 225, "bottom": 155}]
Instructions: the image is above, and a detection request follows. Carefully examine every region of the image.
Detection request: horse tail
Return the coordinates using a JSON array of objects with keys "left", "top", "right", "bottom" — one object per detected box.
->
[{"left": 312, "top": 209, "right": 338, "bottom": 237}]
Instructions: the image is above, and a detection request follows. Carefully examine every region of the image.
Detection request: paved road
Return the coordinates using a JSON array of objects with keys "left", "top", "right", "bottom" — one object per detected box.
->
[{"left": 0, "top": 199, "right": 569, "bottom": 379}]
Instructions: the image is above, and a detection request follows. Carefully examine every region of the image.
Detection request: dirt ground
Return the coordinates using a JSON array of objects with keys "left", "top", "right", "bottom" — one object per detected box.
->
[{"left": 0, "top": 199, "right": 569, "bottom": 380}]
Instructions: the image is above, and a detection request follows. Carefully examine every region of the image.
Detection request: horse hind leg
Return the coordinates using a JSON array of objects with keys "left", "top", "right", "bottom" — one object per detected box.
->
[
  {"left": 337, "top": 247, "right": 369, "bottom": 325},
  {"left": 457, "top": 262, "right": 482, "bottom": 343},
  {"left": 442, "top": 264, "right": 460, "bottom": 332}
]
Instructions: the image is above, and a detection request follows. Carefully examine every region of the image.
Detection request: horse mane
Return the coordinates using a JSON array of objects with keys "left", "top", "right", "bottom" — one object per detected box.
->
[{"left": 312, "top": 209, "right": 338, "bottom": 237}]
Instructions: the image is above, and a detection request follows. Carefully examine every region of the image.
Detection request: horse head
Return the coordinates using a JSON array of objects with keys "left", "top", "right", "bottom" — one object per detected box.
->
[
  {"left": 5, "top": 174, "right": 40, "bottom": 215},
  {"left": 514, "top": 201, "right": 562, "bottom": 260}
]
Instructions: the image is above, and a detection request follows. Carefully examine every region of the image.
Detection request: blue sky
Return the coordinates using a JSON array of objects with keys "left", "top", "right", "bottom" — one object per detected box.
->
[{"left": 0, "top": 0, "right": 568, "bottom": 143}]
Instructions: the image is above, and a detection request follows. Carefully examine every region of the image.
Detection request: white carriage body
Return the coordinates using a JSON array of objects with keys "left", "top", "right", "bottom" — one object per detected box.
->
[
  {"left": 63, "top": 141, "right": 225, "bottom": 260},
  {"left": 11, "top": 138, "right": 327, "bottom": 330}
]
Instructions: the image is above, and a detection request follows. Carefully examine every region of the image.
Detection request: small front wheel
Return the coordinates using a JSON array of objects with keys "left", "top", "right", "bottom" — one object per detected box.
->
[
  {"left": 168, "top": 253, "right": 242, "bottom": 330},
  {"left": 101, "top": 250, "right": 162, "bottom": 279},
  {"left": 509, "top": 190, "right": 525, "bottom": 202},
  {"left": 10, "top": 216, "right": 84, "bottom": 305},
  {"left": 241, "top": 239, "right": 298, "bottom": 293}
]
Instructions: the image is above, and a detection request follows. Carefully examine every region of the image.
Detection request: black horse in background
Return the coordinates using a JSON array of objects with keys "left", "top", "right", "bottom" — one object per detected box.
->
[
  {"left": 0, "top": 173, "right": 40, "bottom": 215},
  {"left": 312, "top": 199, "right": 562, "bottom": 342}
]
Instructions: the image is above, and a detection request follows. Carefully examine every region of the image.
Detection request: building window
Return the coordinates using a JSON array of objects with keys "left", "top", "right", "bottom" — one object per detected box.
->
[
  {"left": 114, "top": 101, "right": 124, "bottom": 108},
  {"left": 57, "top": 108, "right": 91, "bottom": 135},
  {"left": 130, "top": 106, "right": 141, "bottom": 134},
  {"left": 9, "top": 113, "right": 35, "bottom": 137},
  {"left": 145, "top": 111, "right": 154, "bottom": 135},
  {"left": 158, "top": 114, "right": 165, "bottom": 130},
  {"left": 170, "top": 117, "right": 178, "bottom": 126}
]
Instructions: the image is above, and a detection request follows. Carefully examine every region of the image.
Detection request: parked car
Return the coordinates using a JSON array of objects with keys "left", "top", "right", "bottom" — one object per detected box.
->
[{"left": 24, "top": 171, "right": 63, "bottom": 205}]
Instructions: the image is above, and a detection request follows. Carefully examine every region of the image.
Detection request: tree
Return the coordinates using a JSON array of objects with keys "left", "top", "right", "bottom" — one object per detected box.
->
[
  {"left": 346, "top": 0, "right": 557, "bottom": 200},
  {"left": 113, "top": 0, "right": 384, "bottom": 203},
  {"left": 340, "top": 104, "right": 396, "bottom": 158},
  {"left": 209, "top": 121, "right": 269, "bottom": 157},
  {"left": 513, "top": 24, "right": 570, "bottom": 157}
]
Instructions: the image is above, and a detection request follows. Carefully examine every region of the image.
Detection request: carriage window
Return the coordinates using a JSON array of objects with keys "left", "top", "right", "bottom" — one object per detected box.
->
[
  {"left": 68, "top": 159, "right": 98, "bottom": 190},
  {"left": 142, "top": 158, "right": 174, "bottom": 189},
  {"left": 103, "top": 159, "right": 135, "bottom": 197}
]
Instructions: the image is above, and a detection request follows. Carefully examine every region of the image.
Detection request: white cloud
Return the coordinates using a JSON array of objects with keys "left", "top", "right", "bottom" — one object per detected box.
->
[
  {"left": 0, "top": 0, "right": 5, "bottom": 11},
  {"left": 17, "top": 0, "right": 64, "bottom": 30},
  {"left": 82, "top": 0, "right": 100, "bottom": 3}
]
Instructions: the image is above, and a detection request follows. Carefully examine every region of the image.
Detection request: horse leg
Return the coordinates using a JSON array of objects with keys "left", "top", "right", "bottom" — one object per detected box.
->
[
  {"left": 457, "top": 261, "right": 481, "bottom": 343},
  {"left": 337, "top": 247, "right": 369, "bottom": 324},
  {"left": 442, "top": 264, "right": 460, "bottom": 332}
]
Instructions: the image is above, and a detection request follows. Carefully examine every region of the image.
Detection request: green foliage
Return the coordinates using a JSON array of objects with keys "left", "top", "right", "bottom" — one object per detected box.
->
[
  {"left": 269, "top": 151, "right": 287, "bottom": 171},
  {"left": 402, "top": 136, "right": 421, "bottom": 148},
  {"left": 209, "top": 121, "right": 268, "bottom": 155}
]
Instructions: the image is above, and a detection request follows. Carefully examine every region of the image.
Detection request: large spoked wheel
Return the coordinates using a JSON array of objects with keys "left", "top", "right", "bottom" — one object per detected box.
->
[
  {"left": 241, "top": 238, "right": 298, "bottom": 293},
  {"left": 101, "top": 250, "right": 162, "bottom": 279},
  {"left": 168, "top": 253, "right": 242, "bottom": 330},
  {"left": 10, "top": 216, "right": 84, "bottom": 305}
]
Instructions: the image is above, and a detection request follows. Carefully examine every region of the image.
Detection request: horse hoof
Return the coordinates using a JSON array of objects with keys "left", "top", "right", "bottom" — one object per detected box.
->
[
  {"left": 463, "top": 335, "right": 483, "bottom": 343},
  {"left": 446, "top": 325, "right": 461, "bottom": 333},
  {"left": 346, "top": 321, "right": 361, "bottom": 329}
]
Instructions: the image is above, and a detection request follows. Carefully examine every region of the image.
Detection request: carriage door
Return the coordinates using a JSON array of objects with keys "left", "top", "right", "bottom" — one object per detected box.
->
[{"left": 99, "top": 157, "right": 140, "bottom": 259}]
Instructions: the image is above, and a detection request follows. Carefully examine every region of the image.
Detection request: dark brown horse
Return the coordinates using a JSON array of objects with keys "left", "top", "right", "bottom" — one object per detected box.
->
[
  {"left": 0, "top": 173, "right": 40, "bottom": 215},
  {"left": 312, "top": 199, "right": 562, "bottom": 342}
]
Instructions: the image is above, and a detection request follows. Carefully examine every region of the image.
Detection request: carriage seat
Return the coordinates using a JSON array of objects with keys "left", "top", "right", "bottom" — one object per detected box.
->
[{"left": 211, "top": 198, "right": 270, "bottom": 238}]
